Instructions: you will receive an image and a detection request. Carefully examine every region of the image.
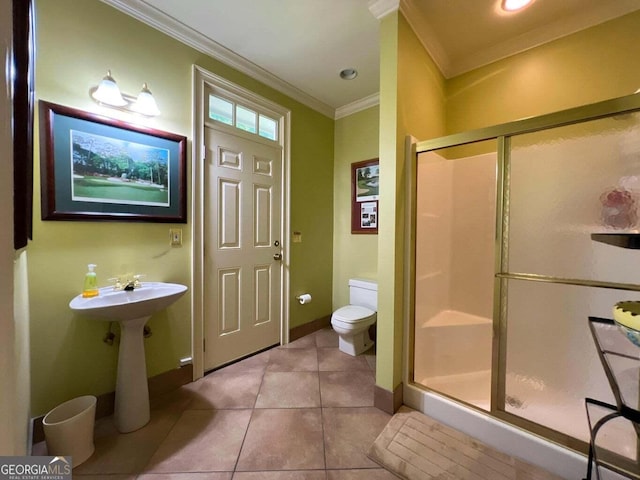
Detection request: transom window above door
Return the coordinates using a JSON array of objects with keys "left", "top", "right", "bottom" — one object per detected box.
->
[{"left": 208, "top": 94, "right": 278, "bottom": 141}]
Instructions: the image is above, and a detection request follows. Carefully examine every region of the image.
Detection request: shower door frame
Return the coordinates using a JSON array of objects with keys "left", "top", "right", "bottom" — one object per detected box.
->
[{"left": 406, "top": 91, "right": 640, "bottom": 456}]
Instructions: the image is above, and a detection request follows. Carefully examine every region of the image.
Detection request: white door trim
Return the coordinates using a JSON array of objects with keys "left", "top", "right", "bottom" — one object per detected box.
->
[{"left": 191, "top": 65, "right": 291, "bottom": 380}]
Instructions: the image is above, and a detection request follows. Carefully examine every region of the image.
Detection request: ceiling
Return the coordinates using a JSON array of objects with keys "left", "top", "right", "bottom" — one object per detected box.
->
[{"left": 101, "top": 0, "right": 640, "bottom": 118}]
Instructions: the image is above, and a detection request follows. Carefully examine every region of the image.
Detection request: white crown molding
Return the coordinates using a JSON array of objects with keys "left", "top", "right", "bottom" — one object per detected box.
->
[
  {"left": 368, "top": 0, "right": 400, "bottom": 20},
  {"left": 334, "top": 92, "right": 380, "bottom": 120},
  {"left": 400, "top": 0, "right": 452, "bottom": 78},
  {"left": 99, "top": 0, "right": 335, "bottom": 118}
]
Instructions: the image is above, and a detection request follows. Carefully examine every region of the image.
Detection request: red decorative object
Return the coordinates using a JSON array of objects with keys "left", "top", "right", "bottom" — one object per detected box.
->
[{"left": 599, "top": 188, "right": 637, "bottom": 229}]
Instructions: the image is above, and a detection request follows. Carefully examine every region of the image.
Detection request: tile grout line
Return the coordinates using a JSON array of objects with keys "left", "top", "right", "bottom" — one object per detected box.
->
[
  {"left": 316, "top": 333, "right": 329, "bottom": 474},
  {"left": 230, "top": 351, "right": 269, "bottom": 474},
  {"left": 136, "top": 390, "right": 197, "bottom": 476}
]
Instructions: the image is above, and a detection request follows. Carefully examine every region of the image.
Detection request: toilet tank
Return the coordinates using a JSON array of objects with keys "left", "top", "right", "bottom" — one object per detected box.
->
[{"left": 349, "top": 278, "right": 377, "bottom": 311}]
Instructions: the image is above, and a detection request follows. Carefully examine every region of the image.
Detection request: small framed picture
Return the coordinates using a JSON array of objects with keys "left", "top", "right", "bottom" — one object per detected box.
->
[
  {"left": 351, "top": 158, "right": 379, "bottom": 234},
  {"left": 39, "top": 100, "right": 187, "bottom": 222}
]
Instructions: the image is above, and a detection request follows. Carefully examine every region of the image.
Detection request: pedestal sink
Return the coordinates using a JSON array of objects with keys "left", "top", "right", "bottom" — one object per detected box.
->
[{"left": 69, "top": 282, "right": 187, "bottom": 433}]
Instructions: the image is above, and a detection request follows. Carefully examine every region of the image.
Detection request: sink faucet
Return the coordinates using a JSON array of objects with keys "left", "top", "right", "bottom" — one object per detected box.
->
[{"left": 110, "top": 274, "right": 144, "bottom": 291}]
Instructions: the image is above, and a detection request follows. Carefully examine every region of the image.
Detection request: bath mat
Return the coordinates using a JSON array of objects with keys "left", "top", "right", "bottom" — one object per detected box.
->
[{"left": 367, "top": 408, "right": 563, "bottom": 480}]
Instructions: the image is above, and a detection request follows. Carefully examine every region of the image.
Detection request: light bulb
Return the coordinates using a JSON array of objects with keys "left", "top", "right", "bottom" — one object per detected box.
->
[{"left": 502, "top": 0, "right": 533, "bottom": 12}]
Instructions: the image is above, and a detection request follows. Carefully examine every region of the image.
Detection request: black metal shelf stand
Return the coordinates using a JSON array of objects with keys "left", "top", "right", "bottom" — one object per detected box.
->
[{"left": 584, "top": 317, "right": 640, "bottom": 479}]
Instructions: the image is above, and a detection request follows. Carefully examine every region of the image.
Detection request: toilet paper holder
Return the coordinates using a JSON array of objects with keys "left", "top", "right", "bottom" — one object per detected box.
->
[{"left": 296, "top": 293, "right": 312, "bottom": 305}]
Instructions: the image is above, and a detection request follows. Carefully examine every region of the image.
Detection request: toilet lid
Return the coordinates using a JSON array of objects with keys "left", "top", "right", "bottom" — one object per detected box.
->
[{"left": 333, "top": 305, "right": 376, "bottom": 323}]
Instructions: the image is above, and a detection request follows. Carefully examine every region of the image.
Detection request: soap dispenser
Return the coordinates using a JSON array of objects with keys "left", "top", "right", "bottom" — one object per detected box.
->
[{"left": 82, "top": 264, "right": 99, "bottom": 298}]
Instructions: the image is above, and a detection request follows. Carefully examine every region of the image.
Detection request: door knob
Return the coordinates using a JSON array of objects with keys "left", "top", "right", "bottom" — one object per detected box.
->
[{"left": 273, "top": 253, "right": 282, "bottom": 260}]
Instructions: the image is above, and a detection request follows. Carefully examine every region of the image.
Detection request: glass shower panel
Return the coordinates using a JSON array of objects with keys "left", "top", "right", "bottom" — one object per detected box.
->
[
  {"left": 504, "top": 279, "right": 640, "bottom": 458},
  {"left": 506, "top": 113, "right": 640, "bottom": 460},
  {"left": 414, "top": 141, "right": 497, "bottom": 410},
  {"left": 508, "top": 113, "right": 640, "bottom": 285}
]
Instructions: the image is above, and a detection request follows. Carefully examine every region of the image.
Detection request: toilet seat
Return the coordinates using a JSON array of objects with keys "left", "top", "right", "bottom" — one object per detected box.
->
[{"left": 332, "top": 305, "right": 376, "bottom": 324}]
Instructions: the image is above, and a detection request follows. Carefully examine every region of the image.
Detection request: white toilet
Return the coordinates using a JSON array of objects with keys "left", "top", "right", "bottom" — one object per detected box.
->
[{"left": 331, "top": 278, "right": 377, "bottom": 356}]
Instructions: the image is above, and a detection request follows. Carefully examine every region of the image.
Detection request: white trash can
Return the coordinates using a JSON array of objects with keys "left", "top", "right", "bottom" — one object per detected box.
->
[{"left": 43, "top": 395, "right": 96, "bottom": 467}]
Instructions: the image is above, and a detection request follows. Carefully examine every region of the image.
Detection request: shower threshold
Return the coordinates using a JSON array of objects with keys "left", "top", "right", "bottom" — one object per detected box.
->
[{"left": 419, "top": 369, "right": 491, "bottom": 411}]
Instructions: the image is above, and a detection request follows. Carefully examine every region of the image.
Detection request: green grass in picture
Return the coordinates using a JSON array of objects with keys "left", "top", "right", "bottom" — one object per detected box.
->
[
  {"left": 73, "top": 176, "right": 168, "bottom": 204},
  {"left": 357, "top": 177, "right": 378, "bottom": 197}
]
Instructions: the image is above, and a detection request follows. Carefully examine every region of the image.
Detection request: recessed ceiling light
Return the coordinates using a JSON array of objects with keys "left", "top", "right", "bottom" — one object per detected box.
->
[
  {"left": 502, "top": 0, "right": 533, "bottom": 12},
  {"left": 339, "top": 68, "right": 358, "bottom": 80}
]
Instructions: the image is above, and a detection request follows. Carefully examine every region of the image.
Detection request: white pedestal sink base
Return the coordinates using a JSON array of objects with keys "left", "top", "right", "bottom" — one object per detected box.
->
[
  {"left": 114, "top": 315, "right": 151, "bottom": 433},
  {"left": 68, "top": 283, "right": 188, "bottom": 433}
]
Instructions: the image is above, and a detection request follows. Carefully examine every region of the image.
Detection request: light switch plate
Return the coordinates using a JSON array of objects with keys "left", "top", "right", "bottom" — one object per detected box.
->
[{"left": 169, "top": 228, "right": 182, "bottom": 247}]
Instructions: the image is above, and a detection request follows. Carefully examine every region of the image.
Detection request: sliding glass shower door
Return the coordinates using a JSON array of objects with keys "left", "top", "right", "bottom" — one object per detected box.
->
[
  {"left": 411, "top": 93, "right": 640, "bottom": 474},
  {"left": 502, "top": 114, "right": 640, "bottom": 459}
]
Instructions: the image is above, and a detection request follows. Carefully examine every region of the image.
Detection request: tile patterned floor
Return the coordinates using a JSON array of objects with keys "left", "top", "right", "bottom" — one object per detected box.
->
[{"left": 46, "top": 327, "right": 399, "bottom": 479}]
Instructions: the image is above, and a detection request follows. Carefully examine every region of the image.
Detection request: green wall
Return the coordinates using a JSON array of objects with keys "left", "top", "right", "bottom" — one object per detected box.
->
[
  {"left": 332, "top": 106, "right": 379, "bottom": 308},
  {"left": 446, "top": 10, "right": 640, "bottom": 134},
  {"left": 376, "top": 12, "right": 447, "bottom": 392},
  {"left": 289, "top": 115, "right": 335, "bottom": 327},
  {"left": 31, "top": 0, "right": 334, "bottom": 416}
]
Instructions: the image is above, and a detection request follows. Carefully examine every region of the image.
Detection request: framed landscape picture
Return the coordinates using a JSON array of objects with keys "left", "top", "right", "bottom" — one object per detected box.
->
[
  {"left": 39, "top": 101, "right": 187, "bottom": 222},
  {"left": 351, "top": 158, "right": 379, "bottom": 234}
]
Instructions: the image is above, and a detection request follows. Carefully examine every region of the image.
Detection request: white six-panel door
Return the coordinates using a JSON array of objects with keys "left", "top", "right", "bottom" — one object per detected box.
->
[{"left": 204, "top": 127, "right": 283, "bottom": 370}]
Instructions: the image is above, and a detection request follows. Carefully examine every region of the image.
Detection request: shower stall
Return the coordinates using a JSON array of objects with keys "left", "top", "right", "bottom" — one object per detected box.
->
[
  {"left": 413, "top": 145, "right": 496, "bottom": 411},
  {"left": 407, "top": 92, "right": 640, "bottom": 478}
]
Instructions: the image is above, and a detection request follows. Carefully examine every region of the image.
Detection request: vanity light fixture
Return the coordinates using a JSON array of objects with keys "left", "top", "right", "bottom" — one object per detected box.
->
[
  {"left": 501, "top": 0, "right": 533, "bottom": 12},
  {"left": 90, "top": 70, "right": 161, "bottom": 117}
]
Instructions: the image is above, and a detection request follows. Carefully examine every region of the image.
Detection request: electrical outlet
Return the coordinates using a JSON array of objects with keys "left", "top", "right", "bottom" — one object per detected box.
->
[{"left": 169, "top": 228, "right": 182, "bottom": 247}]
